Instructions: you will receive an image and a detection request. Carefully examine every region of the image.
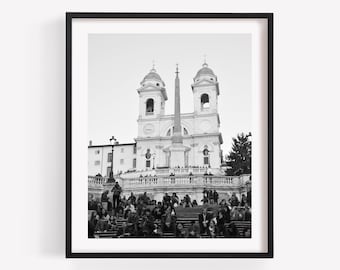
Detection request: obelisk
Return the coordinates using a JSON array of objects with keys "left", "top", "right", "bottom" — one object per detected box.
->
[
  {"left": 172, "top": 64, "right": 183, "bottom": 144},
  {"left": 169, "top": 64, "right": 187, "bottom": 167}
]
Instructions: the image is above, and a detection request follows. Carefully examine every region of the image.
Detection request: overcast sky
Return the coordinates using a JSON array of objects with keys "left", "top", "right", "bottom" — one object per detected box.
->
[{"left": 88, "top": 33, "right": 251, "bottom": 156}]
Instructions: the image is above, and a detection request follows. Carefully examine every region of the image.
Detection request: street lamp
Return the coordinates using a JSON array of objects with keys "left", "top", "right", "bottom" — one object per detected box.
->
[
  {"left": 109, "top": 136, "right": 117, "bottom": 181},
  {"left": 152, "top": 153, "right": 156, "bottom": 169}
]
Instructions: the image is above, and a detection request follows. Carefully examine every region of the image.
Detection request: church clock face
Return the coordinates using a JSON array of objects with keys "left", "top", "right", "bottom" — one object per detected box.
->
[{"left": 143, "top": 123, "right": 155, "bottom": 135}]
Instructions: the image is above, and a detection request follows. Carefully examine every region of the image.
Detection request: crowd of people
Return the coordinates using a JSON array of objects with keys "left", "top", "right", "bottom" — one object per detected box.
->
[{"left": 88, "top": 182, "right": 251, "bottom": 238}]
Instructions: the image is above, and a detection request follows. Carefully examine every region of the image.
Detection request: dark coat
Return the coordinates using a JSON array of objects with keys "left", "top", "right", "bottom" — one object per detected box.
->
[
  {"left": 128, "top": 194, "right": 136, "bottom": 204},
  {"left": 101, "top": 192, "right": 109, "bottom": 202},
  {"left": 247, "top": 191, "right": 252, "bottom": 206},
  {"left": 140, "top": 215, "right": 154, "bottom": 236},
  {"left": 88, "top": 220, "right": 95, "bottom": 238},
  {"left": 229, "top": 196, "right": 240, "bottom": 207},
  {"left": 198, "top": 213, "right": 212, "bottom": 233},
  {"left": 111, "top": 184, "right": 122, "bottom": 196},
  {"left": 213, "top": 191, "right": 219, "bottom": 200}
]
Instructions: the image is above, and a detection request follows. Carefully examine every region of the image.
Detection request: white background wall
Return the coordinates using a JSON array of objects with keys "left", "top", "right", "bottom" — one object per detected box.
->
[{"left": 0, "top": 0, "right": 339, "bottom": 269}]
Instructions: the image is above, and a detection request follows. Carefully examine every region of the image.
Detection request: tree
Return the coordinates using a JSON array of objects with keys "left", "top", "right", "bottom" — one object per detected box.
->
[{"left": 225, "top": 132, "right": 251, "bottom": 176}]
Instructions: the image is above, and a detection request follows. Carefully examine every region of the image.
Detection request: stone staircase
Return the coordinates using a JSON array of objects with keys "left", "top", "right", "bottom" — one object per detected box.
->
[{"left": 92, "top": 205, "right": 250, "bottom": 238}]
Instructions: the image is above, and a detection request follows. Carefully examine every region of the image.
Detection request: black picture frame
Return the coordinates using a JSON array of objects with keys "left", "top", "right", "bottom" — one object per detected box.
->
[{"left": 66, "top": 12, "right": 273, "bottom": 259}]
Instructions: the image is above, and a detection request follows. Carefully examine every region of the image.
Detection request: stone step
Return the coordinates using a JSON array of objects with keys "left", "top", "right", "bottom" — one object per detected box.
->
[{"left": 94, "top": 221, "right": 251, "bottom": 238}]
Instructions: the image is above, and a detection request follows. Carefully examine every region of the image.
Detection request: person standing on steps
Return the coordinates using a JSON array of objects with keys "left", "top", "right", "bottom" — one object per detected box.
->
[{"left": 111, "top": 181, "right": 122, "bottom": 211}]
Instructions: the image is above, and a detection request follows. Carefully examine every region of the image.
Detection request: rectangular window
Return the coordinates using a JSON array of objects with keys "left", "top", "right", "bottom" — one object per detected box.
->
[
  {"left": 121, "top": 148, "right": 124, "bottom": 153},
  {"left": 133, "top": 158, "right": 136, "bottom": 168},
  {"left": 120, "top": 159, "right": 124, "bottom": 165},
  {"left": 94, "top": 160, "right": 100, "bottom": 166},
  {"left": 107, "top": 152, "right": 112, "bottom": 162},
  {"left": 133, "top": 145, "right": 137, "bottom": 154},
  {"left": 204, "top": 157, "right": 209, "bottom": 165},
  {"left": 95, "top": 150, "right": 100, "bottom": 154},
  {"left": 146, "top": 160, "right": 151, "bottom": 168}
]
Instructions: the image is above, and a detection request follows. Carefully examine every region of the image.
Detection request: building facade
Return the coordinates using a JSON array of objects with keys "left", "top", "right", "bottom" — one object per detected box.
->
[
  {"left": 88, "top": 143, "right": 136, "bottom": 177},
  {"left": 89, "top": 62, "right": 224, "bottom": 177}
]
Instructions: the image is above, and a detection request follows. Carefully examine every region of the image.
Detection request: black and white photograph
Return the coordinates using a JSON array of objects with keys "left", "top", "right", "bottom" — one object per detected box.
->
[{"left": 87, "top": 33, "right": 252, "bottom": 240}]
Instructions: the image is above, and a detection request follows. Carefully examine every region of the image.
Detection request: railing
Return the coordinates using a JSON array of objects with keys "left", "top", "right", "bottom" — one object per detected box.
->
[
  {"left": 121, "top": 175, "right": 243, "bottom": 190},
  {"left": 155, "top": 167, "right": 208, "bottom": 174},
  {"left": 120, "top": 167, "right": 224, "bottom": 178},
  {"left": 88, "top": 176, "right": 108, "bottom": 186},
  {"left": 89, "top": 174, "right": 251, "bottom": 190}
]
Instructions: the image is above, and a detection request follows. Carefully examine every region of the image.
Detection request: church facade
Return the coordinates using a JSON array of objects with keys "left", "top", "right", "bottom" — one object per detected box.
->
[
  {"left": 88, "top": 62, "right": 224, "bottom": 176},
  {"left": 136, "top": 62, "right": 223, "bottom": 171}
]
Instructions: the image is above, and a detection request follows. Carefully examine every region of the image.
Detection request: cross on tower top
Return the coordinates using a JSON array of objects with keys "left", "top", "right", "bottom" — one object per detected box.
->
[
  {"left": 151, "top": 60, "right": 156, "bottom": 72},
  {"left": 203, "top": 54, "right": 208, "bottom": 67}
]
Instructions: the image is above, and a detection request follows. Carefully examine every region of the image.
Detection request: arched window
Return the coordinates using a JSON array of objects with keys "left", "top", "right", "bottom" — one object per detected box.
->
[
  {"left": 145, "top": 149, "right": 151, "bottom": 168},
  {"left": 203, "top": 146, "right": 210, "bottom": 165},
  {"left": 201, "top": 94, "right": 210, "bottom": 110},
  {"left": 166, "top": 126, "right": 189, "bottom": 136},
  {"left": 146, "top": 99, "right": 154, "bottom": 115}
]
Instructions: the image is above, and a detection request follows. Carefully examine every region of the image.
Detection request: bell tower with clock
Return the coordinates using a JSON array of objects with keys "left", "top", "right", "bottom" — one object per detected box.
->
[
  {"left": 136, "top": 65, "right": 168, "bottom": 138},
  {"left": 192, "top": 61, "right": 219, "bottom": 115},
  {"left": 191, "top": 61, "right": 221, "bottom": 135}
]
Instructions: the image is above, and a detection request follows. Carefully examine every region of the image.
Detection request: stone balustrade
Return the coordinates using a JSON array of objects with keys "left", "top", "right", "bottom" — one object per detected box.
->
[
  {"left": 88, "top": 174, "right": 250, "bottom": 189},
  {"left": 88, "top": 176, "right": 109, "bottom": 186},
  {"left": 155, "top": 167, "right": 208, "bottom": 174},
  {"left": 119, "top": 167, "right": 225, "bottom": 179},
  {"left": 121, "top": 175, "right": 241, "bottom": 190}
]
